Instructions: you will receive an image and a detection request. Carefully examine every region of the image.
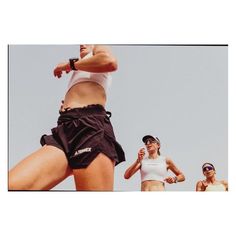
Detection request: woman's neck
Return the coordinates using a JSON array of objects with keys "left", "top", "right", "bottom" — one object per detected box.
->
[
  {"left": 148, "top": 152, "right": 159, "bottom": 159},
  {"left": 206, "top": 176, "right": 216, "bottom": 184}
]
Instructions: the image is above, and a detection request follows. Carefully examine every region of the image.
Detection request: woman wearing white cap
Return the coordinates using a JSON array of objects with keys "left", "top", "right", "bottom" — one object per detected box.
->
[
  {"left": 196, "top": 163, "right": 228, "bottom": 191},
  {"left": 124, "top": 135, "right": 185, "bottom": 191}
]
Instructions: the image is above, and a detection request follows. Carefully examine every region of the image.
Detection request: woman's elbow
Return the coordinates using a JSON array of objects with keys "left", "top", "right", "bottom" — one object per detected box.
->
[
  {"left": 108, "top": 59, "right": 118, "bottom": 71},
  {"left": 124, "top": 172, "right": 130, "bottom": 179}
]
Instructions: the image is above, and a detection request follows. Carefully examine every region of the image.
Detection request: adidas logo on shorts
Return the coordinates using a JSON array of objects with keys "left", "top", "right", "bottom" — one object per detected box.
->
[{"left": 73, "top": 147, "right": 92, "bottom": 157}]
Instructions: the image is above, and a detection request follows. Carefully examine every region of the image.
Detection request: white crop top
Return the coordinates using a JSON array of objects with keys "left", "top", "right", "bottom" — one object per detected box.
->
[
  {"left": 140, "top": 155, "right": 168, "bottom": 183},
  {"left": 205, "top": 183, "right": 226, "bottom": 191},
  {"left": 67, "top": 52, "right": 112, "bottom": 93}
]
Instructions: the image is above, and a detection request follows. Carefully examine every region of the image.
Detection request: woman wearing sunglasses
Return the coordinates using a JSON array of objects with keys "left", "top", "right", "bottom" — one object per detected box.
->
[
  {"left": 196, "top": 163, "right": 228, "bottom": 191},
  {"left": 124, "top": 135, "right": 185, "bottom": 191}
]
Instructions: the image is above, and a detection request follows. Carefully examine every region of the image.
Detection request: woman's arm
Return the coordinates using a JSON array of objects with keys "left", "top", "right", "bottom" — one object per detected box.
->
[
  {"left": 54, "top": 45, "right": 117, "bottom": 78},
  {"left": 124, "top": 160, "right": 141, "bottom": 179},
  {"left": 74, "top": 45, "right": 117, "bottom": 72},
  {"left": 196, "top": 181, "right": 203, "bottom": 191},
  {"left": 221, "top": 180, "right": 228, "bottom": 191},
  {"left": 124, "top": 148, "right": 145, "bottom": 179},
  {"left": 165, "top": 158, "right": 185, "bottom": 184},
  {"left": 196, "top": 180, "right": 208, "bottom": 191}
]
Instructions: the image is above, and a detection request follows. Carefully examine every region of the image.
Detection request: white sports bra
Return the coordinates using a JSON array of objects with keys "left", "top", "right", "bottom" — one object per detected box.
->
[
  {"left": 140, "top": 155, "right": 168, "bottom": 183},
  {"left": 67, "top": 52, "right": 112, "bottom": 93},
  {"left": 205, "top": 183, "right": 226, "bottom": 191}
]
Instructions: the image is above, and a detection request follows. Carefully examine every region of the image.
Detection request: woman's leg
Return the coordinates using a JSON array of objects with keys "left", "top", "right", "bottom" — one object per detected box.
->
[
  {"left": 9, "top": 145, "right": 72, "bottom": 190},
  {"left": 73, "top": 153, "right": 115, "bottom": 191}
]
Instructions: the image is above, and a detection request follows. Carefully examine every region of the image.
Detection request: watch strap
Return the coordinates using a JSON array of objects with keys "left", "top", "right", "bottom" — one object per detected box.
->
[{"left": 69, "top": 58, "right": 79, "bottom": 70}]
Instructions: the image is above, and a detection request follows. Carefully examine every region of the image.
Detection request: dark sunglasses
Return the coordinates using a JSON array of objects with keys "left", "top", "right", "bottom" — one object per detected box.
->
[
  {"left": 144, "top": 139, "right": 157, "bottom": 145},
  {"left": 203, "top": 166, "right": 214, "bottom": 172}
]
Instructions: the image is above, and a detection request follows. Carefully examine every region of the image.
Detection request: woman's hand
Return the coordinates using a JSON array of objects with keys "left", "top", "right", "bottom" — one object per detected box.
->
[
  {"left": 164, "top": 176, "right": 177, "bottom": 184},
  {"left": 53, "top": 63, "right": 71, "bottom": 78},
  {"left": 137, "top": 148, "right": 145, "bottom": 163}
]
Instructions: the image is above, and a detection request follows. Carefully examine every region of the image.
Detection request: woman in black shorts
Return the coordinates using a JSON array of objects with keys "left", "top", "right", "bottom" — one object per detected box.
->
[{"left": 9, "top": 45, "right": 125, "bottom": 191}]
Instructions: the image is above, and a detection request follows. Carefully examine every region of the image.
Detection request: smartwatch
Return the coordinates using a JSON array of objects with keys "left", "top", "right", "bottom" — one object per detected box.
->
[
  {"left": 174, "top": 176, "right": 178, "bottom": 183},
  {"left": 69, "top": 58, "right": 79, "bottom": 70}
]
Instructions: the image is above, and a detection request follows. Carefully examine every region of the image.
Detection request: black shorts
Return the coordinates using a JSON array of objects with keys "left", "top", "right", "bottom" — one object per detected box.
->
[{"left": 40, "top": 104, "right": 126, "bottom": 169}]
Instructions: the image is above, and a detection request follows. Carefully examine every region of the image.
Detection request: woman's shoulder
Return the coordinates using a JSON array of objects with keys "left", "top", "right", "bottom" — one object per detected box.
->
[
  {"left": 164, "top": 156, "right": 172, "bottom": 163},
  {"left": 196, "top": 180, "right": 208, "bottom": 190},
  {"left": 220, "top": 179, "right": 228, "bottom": 188},
  {"left": 196, "top": 180, "right": 205, "bottom": 185}
]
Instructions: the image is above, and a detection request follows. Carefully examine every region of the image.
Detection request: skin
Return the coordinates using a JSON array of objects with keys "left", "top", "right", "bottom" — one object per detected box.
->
[
  {"left": 124, "top": 139, "right": 185, "bottom": 191},
  {"left": 9, "top": 45, "right": 117, "bottom": 191},
  {"left": 196, "top": 166, "right": 228, "bottom": 191}
]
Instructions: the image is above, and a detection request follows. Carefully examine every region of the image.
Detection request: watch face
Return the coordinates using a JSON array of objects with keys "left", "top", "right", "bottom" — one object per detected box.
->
[
  {"left": 69, "top": 58, "right": 77, "bottom": 60},
  {"left": 69, "top": 58, "right": 79, "bottom": 70}
]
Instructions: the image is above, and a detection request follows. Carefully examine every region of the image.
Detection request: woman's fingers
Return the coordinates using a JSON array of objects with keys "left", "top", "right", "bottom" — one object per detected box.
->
[
  {"left": 165, "top": 177, "right": 175, "bottom": 184},
  {"left": 53, "top": 63, "right": 70, "bottom": 78}
]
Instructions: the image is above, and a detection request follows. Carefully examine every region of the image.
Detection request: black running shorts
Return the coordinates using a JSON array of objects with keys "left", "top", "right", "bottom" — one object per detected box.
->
[{"left": 40, "top": 104, "right": 126, "bottom": 169}]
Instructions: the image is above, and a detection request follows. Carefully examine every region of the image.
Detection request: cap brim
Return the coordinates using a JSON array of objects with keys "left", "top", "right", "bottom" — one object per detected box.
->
[{"left": 142, "top": 135, "right": 156, "bottom": 143}]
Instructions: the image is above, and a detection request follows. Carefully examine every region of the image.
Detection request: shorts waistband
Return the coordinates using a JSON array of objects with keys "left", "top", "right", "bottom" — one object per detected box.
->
[{"left": 58, "top": 104, "right": 110, "bottom": 124}]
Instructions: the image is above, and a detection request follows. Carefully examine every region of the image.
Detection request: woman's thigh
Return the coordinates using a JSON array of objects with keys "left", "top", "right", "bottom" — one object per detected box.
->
[
  {"left": 9, "top": 145, "right": 72, "bottom": 190},
  {"left": 73, "top": 153, "right": 115, "bottom": 191}
]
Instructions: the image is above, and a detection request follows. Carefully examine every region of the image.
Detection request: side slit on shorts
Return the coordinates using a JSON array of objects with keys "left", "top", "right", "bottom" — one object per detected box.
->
[{"left": 40, "top": 104, "right": 126, "bottom": 169}]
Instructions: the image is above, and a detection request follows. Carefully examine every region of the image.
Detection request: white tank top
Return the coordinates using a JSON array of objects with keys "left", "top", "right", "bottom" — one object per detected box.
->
[
  {"left": 67, "top": 52, "right": 112, "bottom": 93},
  {"left": 140, "top": 155, "right": 168, "bottom": 183},
  {"left": 205, "top": 183, "right": 226, "bottom": 191}
]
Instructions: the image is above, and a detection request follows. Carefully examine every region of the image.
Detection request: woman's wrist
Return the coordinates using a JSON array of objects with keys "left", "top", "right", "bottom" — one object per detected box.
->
[
  {"left": 69, "top": 58, "right": 79, "bottom": 70},
  {"left": 65, "top": 63, "right": 71, "bottom": 71},
  {"left": 174, "top": 176, "right": 178, "bottom": 183}
]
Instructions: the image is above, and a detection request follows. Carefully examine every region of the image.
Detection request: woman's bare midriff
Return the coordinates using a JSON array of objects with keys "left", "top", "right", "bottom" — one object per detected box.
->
[
  {"left": 62, "top": 82, "right": 106, "bottom": 110},
  {"left": 141, "top": 180, "right": 165, "bottom": 191}
]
